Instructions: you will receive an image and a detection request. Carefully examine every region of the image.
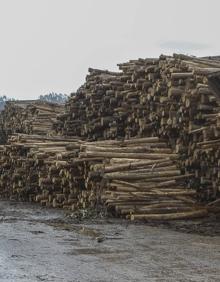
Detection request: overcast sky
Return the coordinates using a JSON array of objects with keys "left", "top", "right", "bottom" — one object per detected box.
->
[{"left": 0, "top": 0, "right": 219, "bottom": 99}]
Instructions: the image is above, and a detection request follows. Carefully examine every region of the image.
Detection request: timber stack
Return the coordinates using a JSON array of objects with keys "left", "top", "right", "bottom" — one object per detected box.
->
[
  {"left": 54, "top": 54, "right": 220, "bottom": 202},
  {"left": 0, "top": 134, "right": 83, "bottom": 209},
  {"left": 80, "top": 137, "right": 207, "bottom": 220},
  {"left": 0, "top": 134, "right": 208, "bottom": 220},
  {"left": 0, "top": 100, "right": 65, "bottom": 140},
  {"left": 0, "top": 53, "right": 220, "bottom": 219}
]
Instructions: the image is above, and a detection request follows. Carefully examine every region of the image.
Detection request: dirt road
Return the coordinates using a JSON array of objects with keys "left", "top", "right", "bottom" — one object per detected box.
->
[{"left": 0, "top": 201, "right": 219, "bottom": 282}]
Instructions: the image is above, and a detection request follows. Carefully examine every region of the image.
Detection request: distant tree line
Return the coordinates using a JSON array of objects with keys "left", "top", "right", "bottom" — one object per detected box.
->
[
  {"left": 0, "top": 92, "right": 68, "bottom": 111},
  {"left": 0, "top": 96, "right": 15, "bottom": 111},
  {"left": 38, "top": 93, "right": 68, "bottom": 103}
]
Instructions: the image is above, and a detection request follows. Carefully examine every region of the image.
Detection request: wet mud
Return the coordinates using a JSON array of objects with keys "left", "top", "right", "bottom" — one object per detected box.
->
[{"left": 0, "top": 201, "right": 220, "bottom": 282}]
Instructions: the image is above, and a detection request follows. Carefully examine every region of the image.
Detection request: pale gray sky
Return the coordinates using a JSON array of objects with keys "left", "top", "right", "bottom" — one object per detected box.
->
[{"left": 0, "top": 0, "right": 219, "bottom": 99}]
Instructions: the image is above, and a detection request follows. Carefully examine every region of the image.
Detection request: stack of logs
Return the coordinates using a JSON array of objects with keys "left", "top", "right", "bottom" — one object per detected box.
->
[
  {"left": 0, "top": 134, "right": 208, "bottom": 220},
  {"left": 0, "top": 53, "right": 220, "bottom": 218},
  {"left": 187, "top": 112, "right": 220, "bottom": 204},
  {"left": 53, "top": 54, "right": 220, "bottom": 201},
  {"left": 80, "top": 137, "right": 207, "bottom": 220},
  {"left": 0, "top": 134, "right": 83, "bottom": 209},
  {"left": 0, "top": 100, "right": 65, "bottom": 140}
]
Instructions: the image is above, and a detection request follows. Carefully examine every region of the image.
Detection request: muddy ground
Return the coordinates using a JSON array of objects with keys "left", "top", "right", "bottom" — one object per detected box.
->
[{"left": 0, "top": 201, "right": 220, "bottom": 282}]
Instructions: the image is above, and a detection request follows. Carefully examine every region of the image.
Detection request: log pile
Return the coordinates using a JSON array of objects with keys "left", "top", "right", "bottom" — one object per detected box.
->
[
  {"left": 179, "top": 66, "right": 220, "bottom": 202},
  {"left": 0, "top": 100, "right": 65, "bottom": 140},
  {"left": 1, "top": 53, "right": 220, "bottom": 218},
  {"left": 0, "top": 134, "right": 83, "bottom": 209},
  {"left": 53, "top": 69, "right": 126, "bottom": 139},
  {"left": 80, "top": 137, "right": 207, "bottom": 220},
  {"left": 186, "top": 112, "right": 220, "bottom": 203},
  {"left": 54, "top": 55, "right": 220, "bottom": 142},
  {"left": 0, "top": 134, "right": 208, "bottom": 220},
  {"left": 0, "top": 133, "right": 106, "bottom": 211},
  {"left": 53, "top": 54, "right": 220, "bottom": 201}
]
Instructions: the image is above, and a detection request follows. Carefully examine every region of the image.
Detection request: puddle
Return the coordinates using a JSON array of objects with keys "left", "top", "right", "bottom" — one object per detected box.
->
[
  {"left": 29, "top": 230, "right": 45, "bottom": 235},
  {"left": 66, "top": 247, "right": 130, "bottom": 256}
]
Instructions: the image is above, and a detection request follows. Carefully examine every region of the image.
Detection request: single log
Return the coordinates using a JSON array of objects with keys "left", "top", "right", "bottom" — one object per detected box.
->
[{"left": 130, "top": 209, "right": 208, "bottom": 221}]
